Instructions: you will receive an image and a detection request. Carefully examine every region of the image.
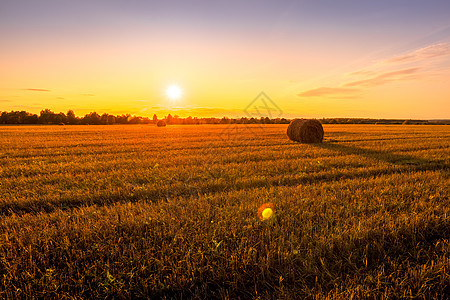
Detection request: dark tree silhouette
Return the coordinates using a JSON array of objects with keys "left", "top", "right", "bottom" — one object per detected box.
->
[
  {"left": 67, "top": 110, "right": 77, "bottom": 124},
  {"left": 0, "top": 109, "right": 441, "bottom": 125}
]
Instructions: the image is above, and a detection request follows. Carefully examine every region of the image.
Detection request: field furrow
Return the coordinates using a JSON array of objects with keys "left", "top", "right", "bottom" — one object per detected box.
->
[{"left": 0, "top": 124, "right": 449, "bottom": 298}]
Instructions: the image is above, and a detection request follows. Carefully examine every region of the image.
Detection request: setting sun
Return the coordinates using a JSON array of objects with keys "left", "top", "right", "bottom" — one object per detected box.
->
[{"left": 165, "top": 85, "right": 183, "bottom": 101}]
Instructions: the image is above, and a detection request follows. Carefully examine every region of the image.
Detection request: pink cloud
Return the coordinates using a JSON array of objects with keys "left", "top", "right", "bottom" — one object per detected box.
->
[
  {"left": 297, "top": 87, "right": 360, "bottom": 98},
  {"left": 386, "top": 43, "right": 450, "bottom": 64},
  {"left": 297, "top": 42, "right": 447, "bottom": 100},
  {"left": 344, "top": 68, "right": 420, "bottom": 87},
  {"left": 24, "top": 88, "right": 51, "bottom": 92}
]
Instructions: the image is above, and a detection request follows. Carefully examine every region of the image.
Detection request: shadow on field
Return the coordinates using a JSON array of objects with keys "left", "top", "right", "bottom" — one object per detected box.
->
[
  {"left": 1, "top": 141, "right": 447, "bottom": 217},
  {"left": 314, "top": 141, "right": 446, "bottom": 167},
  {"left": 1, "top": 151, "right": 448, "bottom": 217}
]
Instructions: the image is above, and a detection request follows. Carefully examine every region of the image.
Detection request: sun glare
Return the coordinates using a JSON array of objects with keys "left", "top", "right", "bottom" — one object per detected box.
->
[{"left": 166, "top": 85, "right": 182, "bottom": 101}]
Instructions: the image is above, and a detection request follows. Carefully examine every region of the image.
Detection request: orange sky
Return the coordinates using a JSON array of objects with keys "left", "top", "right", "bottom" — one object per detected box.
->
[{"left": 1, "top": 1, "right": 450, "bottom": 119}]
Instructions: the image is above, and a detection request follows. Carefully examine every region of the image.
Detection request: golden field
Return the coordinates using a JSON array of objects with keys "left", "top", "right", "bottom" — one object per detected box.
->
[{"left": 0, "top": 124, "right": 449, "bottom": 298}]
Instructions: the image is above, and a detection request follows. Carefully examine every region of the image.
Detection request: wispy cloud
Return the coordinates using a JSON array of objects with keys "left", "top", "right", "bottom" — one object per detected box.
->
[
  {"left": 24, "top": 88, "right": 51, "bottom": 92},
  {"left": 349, "top": 43, "right": 450, "bottom": 77},
  {"left": 2, "top": 104, "right": 42, "bottom": 110},
  {"left": 297, "top": 87, "right": 359, "bottom": 98},
  {"left": 298, "top": 42, "right": 449, "bottom": 99},
  {"left": 344, "top": 68, "right": 420, "bottom": 87},
  {"left": 0, "top": 99, "right": 13, "bottom": 102},
  {"left": 349, "top": 70, "right": 377, "bottom": 77},
  {"left": 298, "top": 68, "right": 420, "bottom": 98},
  {"left": 385, "top": 43, "right": 450, "bottom": 64}
]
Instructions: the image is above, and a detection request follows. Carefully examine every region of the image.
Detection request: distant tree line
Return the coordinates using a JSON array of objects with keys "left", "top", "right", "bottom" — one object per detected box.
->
[
  {"left": 320, "top": 118, "right": 446, "bottom": 125},
  {"left": 0, "top": 109, "right": 448, "bottom": 125},
  {"left": 0, "top": 109, "right": 292, "bottom": 125},
  {"left": 0, "top": 109, "right": 154, "bottom": 125}
]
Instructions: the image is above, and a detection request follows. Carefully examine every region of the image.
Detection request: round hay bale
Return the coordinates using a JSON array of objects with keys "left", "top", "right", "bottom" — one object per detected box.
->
[
  {"left": 156, "top": 120, "right": 166, "bottom": 127},
  {"left": 287, "top": 119, "right": 324, "bottom": 143}
]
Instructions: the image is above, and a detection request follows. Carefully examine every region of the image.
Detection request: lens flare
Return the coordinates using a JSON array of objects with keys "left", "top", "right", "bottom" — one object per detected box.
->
[
  {"left": 257, "top": 203, "right": 274, "bottom": 220},
  {"left": 262, "top": 208, "right": 273, "bottom": 219}
]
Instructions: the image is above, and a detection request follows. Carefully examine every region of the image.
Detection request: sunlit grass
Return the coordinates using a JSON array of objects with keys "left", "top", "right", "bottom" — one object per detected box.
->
[{"left": 0, "top": 124, "right": 449, "bottom": 298}]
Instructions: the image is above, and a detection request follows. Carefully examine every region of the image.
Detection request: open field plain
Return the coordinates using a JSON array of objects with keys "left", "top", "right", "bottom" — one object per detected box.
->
[{"left": 0, "top": 124, "right": 449, "bottom": 298}]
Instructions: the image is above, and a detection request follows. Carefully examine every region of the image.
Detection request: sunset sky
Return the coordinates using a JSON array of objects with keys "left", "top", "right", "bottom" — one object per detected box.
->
[{"left": 1, "top": 0, "right": 449, "bottom": 119}]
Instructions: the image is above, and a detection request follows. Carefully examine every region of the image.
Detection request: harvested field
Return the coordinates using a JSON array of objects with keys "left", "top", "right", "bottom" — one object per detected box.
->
[{"left": 0, "top": 124, "right": 449, "bottom": 298}]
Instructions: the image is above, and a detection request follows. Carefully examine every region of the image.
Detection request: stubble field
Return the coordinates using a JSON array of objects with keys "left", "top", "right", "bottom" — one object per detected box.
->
[{"left": 0, "top": 124, "right": 449, "bottom": 299}]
